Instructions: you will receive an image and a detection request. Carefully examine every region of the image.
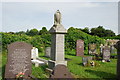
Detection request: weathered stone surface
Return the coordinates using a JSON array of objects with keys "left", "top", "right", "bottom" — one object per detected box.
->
[
  {"left": 114, "top": 41, "right": 120, "bottom": 80},
  {"left": 76, "top": 40, "right": 84, "bottom": 56},
  {"left": 45, "top": 47, "right": 51, "bottom": 58},
  {"left": 89, "top": 43, "right": 96, "bottom": 55},
  {"left": 49, "top": 10, "right": 67, "bottom": 34},
  {"left": 102, "top": 46, "right": 110, "bottom": 61},
  {"left": 50, "top": 64, "right": 73, "bottom": 78},
  {"left": 5, "top": 42, "right": 32, "bottom": 79}
]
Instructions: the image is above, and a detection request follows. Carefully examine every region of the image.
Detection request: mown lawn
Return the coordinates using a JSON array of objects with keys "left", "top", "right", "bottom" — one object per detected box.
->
[
  {"left": 66, "top": 55, "right": 117, "bottom": 79},
  {"left": 1, "top": 50, "right": 117, "bottom": 79}
]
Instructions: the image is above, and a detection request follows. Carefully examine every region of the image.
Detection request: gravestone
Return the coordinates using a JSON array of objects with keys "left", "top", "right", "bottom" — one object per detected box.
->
[
  {"left": 76, "top": 40, "right": 84, "bottom": 56},
  {"left": 102, "top": 46, "right": 110, "bottom": 62},
  {"left": 114, "top": 41, "right": 120, "bottom": 80},
  {"left": 82, "top": 56, "right": 93, "bottom": 66},
  {"left": 48, "top": 10, "right": 67, "bottom": 69},
  {"left": 50, "top": 64, "right": 73, "bottom": 78},
  {"left": 5, "top": 42, "right": 32, "bottom": 79},
  {"left": 110, "top": 44, "right": 117, "bottom": 54},
  {"left": 31, "top": 47, "right": 38, "bottom": 60},
  {"left": 45, "top": 47, "right": 51, "bottom": 58},
  {"left": 89, "top": 43, "right": 96, "bottom": 55},
  {"left": 100, "top": 44, "right": 104, "bottom": 56}
]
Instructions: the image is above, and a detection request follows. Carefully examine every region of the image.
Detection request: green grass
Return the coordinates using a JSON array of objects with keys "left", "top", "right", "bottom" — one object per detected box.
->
[
  {"left": 1, "top": 51, "right": 49, "bottom": 78},
  {"left": 1, "top": 50, "right": 117, "bottom": 79},
  {"left": 66, "top": 55, "right": 117, "bottom": 79}
]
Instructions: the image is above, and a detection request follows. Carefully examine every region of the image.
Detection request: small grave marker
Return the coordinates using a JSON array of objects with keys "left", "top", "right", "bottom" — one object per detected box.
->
[
  {"left": 45, "top": 47, "right": 51, "bottom": 58},
  {"left": 89, "top": 43, "right": 96, "bottom": 55},
  {"left": 82, "top": 56, "right": 93, "bottom": 66},
  {"left": 102, "top": 46, "right": 110, "bottom": 62}
]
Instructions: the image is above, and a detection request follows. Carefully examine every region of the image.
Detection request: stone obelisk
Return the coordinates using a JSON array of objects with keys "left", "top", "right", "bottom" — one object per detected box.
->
[{"left": 48, "top": 10, "right": 67, "bottom": 69}]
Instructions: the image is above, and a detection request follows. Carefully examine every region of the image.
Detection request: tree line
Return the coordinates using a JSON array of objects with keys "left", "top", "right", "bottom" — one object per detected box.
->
[
  {"left": 1, "top": 26, "right": 120, "bottom": 54},
  {"left": 8, "top": 26, "right": 119, "bottom": 38}
]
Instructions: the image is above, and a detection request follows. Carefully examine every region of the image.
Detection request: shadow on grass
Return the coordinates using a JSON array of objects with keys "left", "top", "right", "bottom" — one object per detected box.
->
[
  {"left": 77, "top": 63, "right": 83, "bottom": 66},
  {"left": 85, "top": 69, "right": 117, "bottom": 79},
  {"left": 67, "top": 54, "right": 76, "bottom": 56}
]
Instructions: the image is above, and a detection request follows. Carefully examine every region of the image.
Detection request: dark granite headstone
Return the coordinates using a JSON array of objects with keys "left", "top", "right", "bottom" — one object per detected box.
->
[
  {"left": 5, "top": 42, "right": 32, "bottom": 79},
  {"left": 50, "top": 64, "right": 73, "bottom": 78},
  {"left": 102, "top": 46, "right": 110, "bottom": 61},
  {"left": 76, "top": 40, "right": 84, "bottom": 56},
  {"left": 114, "top": 41, "right": 120, "bottom": 80},
  {"left": 89, "top": 43, "right": 96, "bottom": 55}
]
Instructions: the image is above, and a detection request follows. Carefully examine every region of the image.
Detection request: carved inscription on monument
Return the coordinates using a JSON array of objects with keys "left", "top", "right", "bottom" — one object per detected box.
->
[
  {"left": 9, "top": 49, "right": 29, "bottom": 74},
  {"left": 5, "top": 42, "right": 32, "bottom": 78}
]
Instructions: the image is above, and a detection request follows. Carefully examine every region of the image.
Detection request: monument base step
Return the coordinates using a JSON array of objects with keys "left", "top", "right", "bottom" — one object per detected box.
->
[
  {"left": 46, "top": 68, "right": 53, "bottom": 74},
  {"left": 48, "top": 60, "right": 67, "bottom": 69}
]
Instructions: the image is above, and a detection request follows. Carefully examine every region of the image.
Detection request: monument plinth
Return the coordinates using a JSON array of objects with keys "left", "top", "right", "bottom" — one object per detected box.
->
[{"left": 48, "top": 10, "right": 67, "bottom": 69}]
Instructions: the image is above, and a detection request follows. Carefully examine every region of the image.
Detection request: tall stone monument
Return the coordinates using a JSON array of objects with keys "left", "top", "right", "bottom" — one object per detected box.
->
[
  {"left": 48, "top": 10, "right": 67, "bottom": 69},
  {"left": 114, "top": 41, "right": 120, "bottom": 80}
]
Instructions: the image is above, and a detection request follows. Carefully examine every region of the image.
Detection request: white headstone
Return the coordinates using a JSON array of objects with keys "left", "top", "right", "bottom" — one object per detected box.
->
[{"left": 31, "top": 47, "right": 38, "bottom": 60}]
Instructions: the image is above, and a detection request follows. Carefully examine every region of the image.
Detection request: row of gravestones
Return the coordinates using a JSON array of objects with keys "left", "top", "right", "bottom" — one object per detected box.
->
[
  {"left": 44, "top": 40, "right": 116, "bottom": 66},
  {"left": 76, "top": 39, "right": 117, "bottom": 61},
  {"left": 4, "top": 41, "right": 120, "bottom": 79}
]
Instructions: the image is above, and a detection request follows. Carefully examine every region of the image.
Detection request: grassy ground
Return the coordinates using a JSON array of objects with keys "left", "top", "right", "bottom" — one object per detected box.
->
[
  {"left": 66, "top": 55, "right": 117, "bottom": 79},
  {"left": 1, "top": 50, "right": 117, "bottom": 79}
]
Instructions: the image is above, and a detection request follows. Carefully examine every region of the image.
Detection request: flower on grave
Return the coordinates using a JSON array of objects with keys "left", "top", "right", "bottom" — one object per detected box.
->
[
  {"left": 16, "top": 72, "right": 25, "bottom": 78},
  {"left": 102, "top": 60, "right": 105, "bottom": 62},
  {"left": 90, "top": 61, "right": 95, "bottom": 66}
]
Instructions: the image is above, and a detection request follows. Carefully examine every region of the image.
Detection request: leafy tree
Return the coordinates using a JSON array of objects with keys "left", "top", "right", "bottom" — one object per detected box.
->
[
  {"left": 81, "top": 27, "right": 89, "bottom": 34},
  {"left": 90, "top": 26, "right": 115, "bottom": 37},
  {"left": 26, "top": 29, "right": 29, "bottom": 35},
  {"left": 91, "top": 26, "right": 106, "bottom": 37},
  {"left": 39, "top": 27, "right": 48, "bottom": 35},
  {"left": 16, "top": 31, "right": 26, "bottom": 35},
  {"left": 105, "top": 30, "right": 115, "bottom": 37},
  {"left": 27, "top": 28, "right": 38, "bottom": 36},
  {"left": 65, "top": 27, "right": 105, "bottom": 54}
]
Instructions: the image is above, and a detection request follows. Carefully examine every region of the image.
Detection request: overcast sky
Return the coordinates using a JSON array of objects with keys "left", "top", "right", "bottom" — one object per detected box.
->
[{"left": 0, "top": 0, "right": 119, "bottom": 35}]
